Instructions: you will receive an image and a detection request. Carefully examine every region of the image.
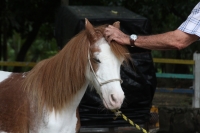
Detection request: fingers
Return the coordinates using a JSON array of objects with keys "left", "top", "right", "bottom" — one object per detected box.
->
[
  {"left": 108, "top": 25, "right": 115, "bottom": 28},
  {"left": 107, "top": 35, "right": 113, "bottom": 44},
  {"left": 104, "top": 25, "right": 128, "bottom": 45},
  {"left": 104, "top": 25, "right": 115, "bottom": 42}
]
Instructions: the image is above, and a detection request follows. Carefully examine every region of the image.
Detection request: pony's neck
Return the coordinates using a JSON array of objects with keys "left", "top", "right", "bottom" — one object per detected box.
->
[
  {"left": 36, "top": 81, "right": 89, "bottom": 133},
  {"left": 69, "top": 80, "right": 89, "bottom": 109}
]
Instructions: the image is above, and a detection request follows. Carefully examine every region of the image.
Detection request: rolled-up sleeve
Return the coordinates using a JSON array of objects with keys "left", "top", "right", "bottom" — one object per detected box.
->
[{"left": 178, "top": 2, "right": 200, "bottom": 37}]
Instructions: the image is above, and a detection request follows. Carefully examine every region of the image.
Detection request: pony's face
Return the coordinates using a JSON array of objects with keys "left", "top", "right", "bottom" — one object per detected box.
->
[
  {"left": 87, "top": 38, "right": 125, "bottom": 110},
  {"left": 85, "top": 18, "right": 128, "bottom": 110}
]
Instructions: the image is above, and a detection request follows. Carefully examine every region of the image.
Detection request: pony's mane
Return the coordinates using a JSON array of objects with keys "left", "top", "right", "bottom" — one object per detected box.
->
[{"left": 22, "top": 24, "right": 130, "bottom": 113}]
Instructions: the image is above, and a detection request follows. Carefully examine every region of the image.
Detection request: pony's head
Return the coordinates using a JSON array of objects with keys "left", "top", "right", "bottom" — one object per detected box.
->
[
  {"left": 85, "top": 19, "right": 130, "bottom": 110},
  {"left": 21, "top": 18, "right": 130, "bottom": 113}
]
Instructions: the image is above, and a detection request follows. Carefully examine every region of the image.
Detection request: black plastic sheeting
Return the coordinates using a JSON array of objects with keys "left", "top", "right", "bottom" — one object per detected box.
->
[{"left": 55, "top": 6, "right": 157, "bottom": 127}]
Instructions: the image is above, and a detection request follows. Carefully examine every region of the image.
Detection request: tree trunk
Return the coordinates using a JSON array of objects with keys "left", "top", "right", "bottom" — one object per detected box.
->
[
  {"left": 0, "top": 1, "right": 2, "bottom": 63},
  {"left": 2, "top": 22, "right": 8, "bottom": 71},
  {"left": 0, "top": 21, "right": 2, "bottom": 62},
  {"left": 13, "top": 22, "right": 42, "bottom": 72}
]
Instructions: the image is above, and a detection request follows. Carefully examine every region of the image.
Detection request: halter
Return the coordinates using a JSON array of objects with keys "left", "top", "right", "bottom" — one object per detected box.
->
[{"left": 88, "top": 49, "right": 123, "bottom": 86}]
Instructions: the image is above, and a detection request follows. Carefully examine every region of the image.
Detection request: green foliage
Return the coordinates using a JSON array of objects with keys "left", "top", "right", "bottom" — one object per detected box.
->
[
  {"left": 0, "top": 0, "right": 60, "bottom": 71},
  {"left": 26, "top": 23, "right": 58, "bottom": 62},
  {"left": 7, "top": 24, "right": 58, "bottom": 62}
]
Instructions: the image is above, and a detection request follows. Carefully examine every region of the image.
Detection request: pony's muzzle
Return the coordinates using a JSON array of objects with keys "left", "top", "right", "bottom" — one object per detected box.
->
[{"left": 108, "top": 93, "right": 124, "bottom": 109}]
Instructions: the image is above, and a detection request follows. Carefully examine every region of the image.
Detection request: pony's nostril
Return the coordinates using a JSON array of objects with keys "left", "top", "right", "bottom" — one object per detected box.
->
[
  {"left": 107, "top": 93, "right": 123, "bottom": 109},
  {"left": 111, "top": 94, "right": 116, "bottom": 102}
]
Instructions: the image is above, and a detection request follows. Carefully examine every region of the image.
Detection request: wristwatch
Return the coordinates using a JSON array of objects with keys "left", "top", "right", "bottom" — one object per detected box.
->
[{"left": 130, "top": 34, "right": 137, "bottom": 47}]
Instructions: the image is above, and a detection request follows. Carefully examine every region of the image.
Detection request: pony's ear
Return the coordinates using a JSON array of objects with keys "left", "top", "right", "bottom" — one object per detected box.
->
[
  {"left": 113, "top": 21, "right": 120, "bottom": 29},
  {"left": 85, "top": 18, "right": 97, "bottom": 39}
]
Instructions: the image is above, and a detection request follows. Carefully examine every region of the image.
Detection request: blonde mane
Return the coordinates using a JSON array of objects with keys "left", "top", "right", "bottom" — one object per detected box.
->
[{"left": 22, "top": 24, "right": 130, "bottom": 113}]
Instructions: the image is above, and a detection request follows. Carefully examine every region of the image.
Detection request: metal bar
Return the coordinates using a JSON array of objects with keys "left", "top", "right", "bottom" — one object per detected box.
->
[
  {"left": 0, "top": 61, "right": 36, "bottom": 67},
  {"left": 156, "top": 88, "right": 194, "bottom": 94},
  {"left": 153, "top": 58, "right": 194, "bottom": 65},
  {"left": 156, "top": 73, "right": 194, "bottom": 79},
  {"left": 0, "top": 58, "right": 194, "bottom": 67},
  {"left": 193, "top": 53, "right": 200, "bottom": 108}
]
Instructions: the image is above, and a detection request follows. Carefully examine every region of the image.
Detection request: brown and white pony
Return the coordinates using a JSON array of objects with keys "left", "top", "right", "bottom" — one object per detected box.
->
[{"left": 0, "top": 19, "right": 130, "bottom": 133}]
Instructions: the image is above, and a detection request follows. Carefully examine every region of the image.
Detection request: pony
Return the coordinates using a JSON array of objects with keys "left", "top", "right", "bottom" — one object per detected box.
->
[{"left": 0, "top": 18, "right": 130, "bottom": 133}]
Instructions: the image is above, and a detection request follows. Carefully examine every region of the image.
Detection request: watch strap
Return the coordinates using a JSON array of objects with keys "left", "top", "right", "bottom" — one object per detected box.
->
[{"left": 130, "top": 39, "right": 136, "bottom": 47}]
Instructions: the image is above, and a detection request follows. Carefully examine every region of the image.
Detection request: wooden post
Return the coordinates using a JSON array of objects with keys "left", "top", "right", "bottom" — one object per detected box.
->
[{"left": 193, "top": 53, "right": 200, "bottom": 108}]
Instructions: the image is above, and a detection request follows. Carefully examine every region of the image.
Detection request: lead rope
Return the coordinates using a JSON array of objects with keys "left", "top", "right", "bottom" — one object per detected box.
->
[{"left": 111, "top": 110, "right": 149, "bottom": 133}]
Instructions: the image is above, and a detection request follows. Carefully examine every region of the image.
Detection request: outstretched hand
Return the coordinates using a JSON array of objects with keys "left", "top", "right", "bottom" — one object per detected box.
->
[{"left": 104, "top": 25, "right": 130, "bottom": 45}]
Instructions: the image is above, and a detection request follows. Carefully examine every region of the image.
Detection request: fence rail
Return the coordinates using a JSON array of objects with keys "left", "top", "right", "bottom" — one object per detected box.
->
[
  {"left": 0, "top": 61, "right": 36, "bottom": 67},
  {"left": 156, "top": 73, "right": 194, "bottom": 79},
  {"left": 0, "top": 53, "right": 200, "bottom": 108},
  {"left": 156, "top": 87, "right": 194, "bottom": 94},
  {"left": 154, "top": 53, "right": 200, "bottom": 108},
  {"left": 153, "top": 58, "right": 195, "bottom": 65}
]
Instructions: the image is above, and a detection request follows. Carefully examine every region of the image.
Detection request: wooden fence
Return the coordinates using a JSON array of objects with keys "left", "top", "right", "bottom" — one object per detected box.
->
[
  {"left": 153, "top": 53, "right": 200, "bottom": 108},
  {"left": 1, "top": 53, "right": 200, "bottom": 108}
]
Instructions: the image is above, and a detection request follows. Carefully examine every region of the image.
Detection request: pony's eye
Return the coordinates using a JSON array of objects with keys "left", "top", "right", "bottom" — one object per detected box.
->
[{"left": 93, "top": 58, "right": 101, "bottom": 63}]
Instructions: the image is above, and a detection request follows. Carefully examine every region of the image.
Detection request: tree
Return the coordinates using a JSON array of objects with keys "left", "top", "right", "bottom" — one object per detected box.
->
[
  {"left": 1, "top": 0, "right": 199, "bottom": 73},
  {"left": 0, "top": 0, "right": 60, "bottom": 72}
]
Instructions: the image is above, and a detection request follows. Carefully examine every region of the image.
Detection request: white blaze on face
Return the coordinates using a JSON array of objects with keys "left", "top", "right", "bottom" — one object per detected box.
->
[
  {"left": 92, "top": 38, "right": 125, "bottom": 110},
  {"left": 0, "top": 71, "right": 12, "bottom": 83}
]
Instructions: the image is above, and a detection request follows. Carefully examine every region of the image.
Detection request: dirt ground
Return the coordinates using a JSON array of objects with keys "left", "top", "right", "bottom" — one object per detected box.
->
[{"left": 152, "top": 78, "right": 193, "bottom": 107}]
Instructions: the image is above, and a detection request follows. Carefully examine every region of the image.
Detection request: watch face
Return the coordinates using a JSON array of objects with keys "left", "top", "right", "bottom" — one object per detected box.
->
[{"left": 130, "top": 34, "right": 137, "bottom": 40}]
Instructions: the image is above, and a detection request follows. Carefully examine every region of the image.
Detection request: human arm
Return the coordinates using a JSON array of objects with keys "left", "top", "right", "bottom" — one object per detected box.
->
[
  {"left": 135, "top": 29, "right": 199, "bottom": 50},
  {"left": 104, "top": 25, "right": 199, "bottom": 50}
]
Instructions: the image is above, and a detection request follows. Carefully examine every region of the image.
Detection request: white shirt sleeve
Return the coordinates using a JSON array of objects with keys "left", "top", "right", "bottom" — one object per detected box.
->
[{"left": 178, "top": 2, "right": 200, "bottom": 37}]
